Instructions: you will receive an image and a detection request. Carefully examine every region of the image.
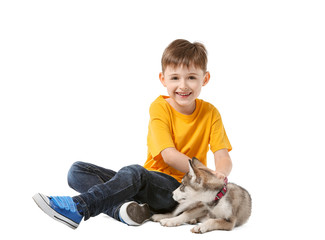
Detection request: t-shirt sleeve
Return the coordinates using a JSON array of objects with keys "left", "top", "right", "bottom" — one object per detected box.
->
[
  {"left": 147, "top": 102, "right": 175, "bottom": 158},
  {"left": 209, "top": 107, "right": 232, "bottom": 153}
]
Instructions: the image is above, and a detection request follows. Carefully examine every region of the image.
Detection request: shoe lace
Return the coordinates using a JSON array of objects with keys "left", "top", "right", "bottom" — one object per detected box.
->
[{"left": 51, "top": 196, "right": 77, "bottom": 212}]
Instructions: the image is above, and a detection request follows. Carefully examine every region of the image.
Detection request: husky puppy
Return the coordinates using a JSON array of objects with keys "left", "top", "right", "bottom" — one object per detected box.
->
[{"left": 151, "top": 157, "right": 252, "bottom": 233}]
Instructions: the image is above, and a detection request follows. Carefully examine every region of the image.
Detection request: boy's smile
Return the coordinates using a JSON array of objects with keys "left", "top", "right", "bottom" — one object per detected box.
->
[{"left": 160, "top": 65, "right": 210, "bottom": 115}]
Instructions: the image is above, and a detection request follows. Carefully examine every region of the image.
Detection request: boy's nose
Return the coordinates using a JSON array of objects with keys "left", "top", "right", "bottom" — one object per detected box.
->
[{"left": 179, "top": 79, "right": 189, "bottom": 90}]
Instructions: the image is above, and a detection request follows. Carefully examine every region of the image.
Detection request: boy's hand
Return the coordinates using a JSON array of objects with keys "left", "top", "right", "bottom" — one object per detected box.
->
[{"left": 212, "top": 170, "right": 226, "bottom": 180}]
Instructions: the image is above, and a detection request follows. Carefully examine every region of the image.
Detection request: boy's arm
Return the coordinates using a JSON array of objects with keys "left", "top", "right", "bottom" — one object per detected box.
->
[
  {"left": 161, "top": 147, "right": 232, "bottom": 178},
  {"left": 161, "top": 147, "right": 190, "bottom": 173},
  {"left": 213, "top": 148, "right": 232, "bottom": 179}
]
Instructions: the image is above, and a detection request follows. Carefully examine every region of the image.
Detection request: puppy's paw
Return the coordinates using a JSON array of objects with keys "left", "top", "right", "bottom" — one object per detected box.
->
[
  {"left": 151, "top": 214, "right": 167, "bottom": 222},
  {"left": 191, "top": 224, "right": 208, "bottom": 234},
  {"left": 160, "top": 218, "right": 181, "bottom": 227},
  {"left": 188, "top": 219, "right": 197, "bottom": 225}
]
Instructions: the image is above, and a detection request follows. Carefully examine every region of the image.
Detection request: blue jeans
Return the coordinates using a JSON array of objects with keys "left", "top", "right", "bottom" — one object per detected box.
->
[{"left": 67, "top": 161, "right": 180, "bottom": 221}]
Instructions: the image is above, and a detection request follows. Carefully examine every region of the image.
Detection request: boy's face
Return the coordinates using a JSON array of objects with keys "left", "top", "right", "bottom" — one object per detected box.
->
[{"left": 159, "top": 64, "right": 210, "bottom": 114}]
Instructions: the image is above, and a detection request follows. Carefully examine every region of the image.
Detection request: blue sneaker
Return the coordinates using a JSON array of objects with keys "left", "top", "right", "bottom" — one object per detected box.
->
[{"left": 33, "top": 193, "right": 83, "bottom": 229}]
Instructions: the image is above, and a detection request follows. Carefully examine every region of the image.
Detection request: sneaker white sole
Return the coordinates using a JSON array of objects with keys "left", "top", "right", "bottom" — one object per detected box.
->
[
  {"left": 119, "top": 201, "right": 151, "bottom": 226},
  {"left": 32, "top": 193, "right": 79, "bottom": 229}
]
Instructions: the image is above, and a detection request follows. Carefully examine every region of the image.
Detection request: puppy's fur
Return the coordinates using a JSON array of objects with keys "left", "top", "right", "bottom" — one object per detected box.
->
[{"left": 151, "top": 158, "right": 252, "bottom": 233}]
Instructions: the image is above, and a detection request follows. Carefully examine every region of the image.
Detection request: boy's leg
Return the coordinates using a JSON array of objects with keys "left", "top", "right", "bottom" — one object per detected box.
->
[
  {"left": 73, "top": 164, "right": 180, "bottom": 221},
  {"left": 33, "top": 163, "right": 180, "bottom": 228},
  {"left": 33, "top": 161, "right": 118, "bottom": 229},
  {"left": 118, "top": 170, "right": 180, "bottom": 226},
  {"left": 134, "top": 171, "right": 180, "bottom": 214},
  {"left": 68, "top": 161, "right": 128, "bottom": 221},
  {"left": 67, "top": 161, "right": 117, "bottom": 193}
]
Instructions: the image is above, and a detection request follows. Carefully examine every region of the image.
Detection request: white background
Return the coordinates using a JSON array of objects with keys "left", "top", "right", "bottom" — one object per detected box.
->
[{"left": 1, "top": 0, "right": 324, "bottom": 239}]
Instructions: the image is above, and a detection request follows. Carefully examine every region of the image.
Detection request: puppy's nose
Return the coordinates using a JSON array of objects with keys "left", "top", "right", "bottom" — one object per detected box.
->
[
  {"left": 172, "top": 191, "right": 176, "bottom": 201},
  {"left": 172, "top": 190, "right": 181, "bottom": 201}
]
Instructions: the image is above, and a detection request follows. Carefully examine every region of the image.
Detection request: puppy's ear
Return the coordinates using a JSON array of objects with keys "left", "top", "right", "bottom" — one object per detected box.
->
[
  {"left": 188, "top": 159, "right": 195, "bottom": 177},
  {"left": 188, "top": 159, "right": 201, "bottom": 184},
  {"left": 192, "top": 157, "right": 206, "bottom": 169}
]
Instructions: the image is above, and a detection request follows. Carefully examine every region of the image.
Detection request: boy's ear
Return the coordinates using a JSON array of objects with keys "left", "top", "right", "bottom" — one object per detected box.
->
[
  {"left": 202, "top": 71, "right": 210, "bottom": 86},
  {"left": 159, "top": 72, "right": 167, "bottom": 87}
]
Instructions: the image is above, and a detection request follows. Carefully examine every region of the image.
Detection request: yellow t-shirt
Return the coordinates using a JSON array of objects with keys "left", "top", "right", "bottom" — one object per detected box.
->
[{"left": 143, "top": 95, "right": 232, "bottom": 182}]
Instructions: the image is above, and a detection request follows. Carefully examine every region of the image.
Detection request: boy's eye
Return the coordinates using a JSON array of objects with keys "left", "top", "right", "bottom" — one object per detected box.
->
[
  {"left": 171, "top": 77, "right": 178, "bottom": 80},
  {"left": 189, "top": 76, "right": 196, "bottom": 80}
]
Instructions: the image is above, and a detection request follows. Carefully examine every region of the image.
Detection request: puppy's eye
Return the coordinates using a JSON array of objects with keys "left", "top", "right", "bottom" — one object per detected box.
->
[{"left": 180, "top": 183, "right": 185, "bottom": 192}]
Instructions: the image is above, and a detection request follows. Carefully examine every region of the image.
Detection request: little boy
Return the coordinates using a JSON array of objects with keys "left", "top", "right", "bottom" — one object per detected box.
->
[{"left": 33, "top": 39, "right": 232, "bottom": 229}]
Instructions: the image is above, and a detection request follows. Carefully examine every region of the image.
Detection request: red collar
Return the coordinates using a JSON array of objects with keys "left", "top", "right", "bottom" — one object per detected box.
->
[{"left": 215, "top": 177, "right": 228, "bottom": 201}]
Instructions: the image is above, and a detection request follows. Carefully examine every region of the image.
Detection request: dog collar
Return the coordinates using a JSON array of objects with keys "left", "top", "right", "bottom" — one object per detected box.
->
[{"left": 215, "top": 177, "right": 228, "bottom": 201}]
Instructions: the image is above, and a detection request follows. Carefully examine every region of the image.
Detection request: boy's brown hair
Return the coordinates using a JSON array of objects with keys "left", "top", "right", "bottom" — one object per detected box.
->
[{"left": 161, "top": 39, "right": 208, "bottom": 73}]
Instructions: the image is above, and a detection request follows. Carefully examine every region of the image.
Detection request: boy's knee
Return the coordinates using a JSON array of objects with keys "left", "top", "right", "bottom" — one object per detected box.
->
[
  {"left": 67, "top": 161, "right": 87, "bottom": 188},
  {"left": 120, "top": 164, "right": 148, "bottom": 179},
  {"left": 126, "top": 164, "right": 146, "bottom": 172}
]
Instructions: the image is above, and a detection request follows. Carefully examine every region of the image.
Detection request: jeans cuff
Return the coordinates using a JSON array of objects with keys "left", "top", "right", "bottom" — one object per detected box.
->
[{"left": 73, "top": 195, "right": 90, "bottom": 220}]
